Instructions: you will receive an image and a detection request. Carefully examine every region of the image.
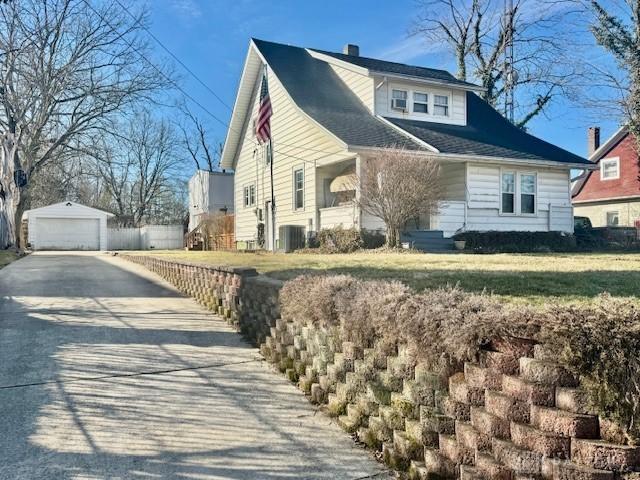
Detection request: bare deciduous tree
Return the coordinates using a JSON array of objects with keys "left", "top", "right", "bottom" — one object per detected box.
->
[
  {"left": 94, "top": 111, "right": 184, "bottom": 227},
  {"left": 0, "top": 0, "right": 169, "bottom": 248},
  {"left": 179, "top": 102, "right": 221, "bottom": 173},
  {"left": 412, "top": 0, "right": 582, "bottom": 127},
  {"left": 357, "top": 147, "right": 442, "bottom": 248},
  {"left": 587, "top": 0, "right": 640, "bottom": 154}
]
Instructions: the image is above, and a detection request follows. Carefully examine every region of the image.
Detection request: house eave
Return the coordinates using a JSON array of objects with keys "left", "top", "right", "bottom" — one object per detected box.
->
[
  {"left": 573, "top": 194, "right": 640, "bottom": 204},
  {"left": 370, "top": 71, "right": 486, "bottom": 93},
  {"left": 348, "top": 145, "right": 596, "bottom": 169}
]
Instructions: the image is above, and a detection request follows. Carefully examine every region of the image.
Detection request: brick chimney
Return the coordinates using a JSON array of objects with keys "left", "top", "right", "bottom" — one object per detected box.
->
[
  {"left": 343, "top": 44, "right": 359, "bottom": 56},
  {"left": 588, "top": 126, "right": 601, "bottom": 156}
]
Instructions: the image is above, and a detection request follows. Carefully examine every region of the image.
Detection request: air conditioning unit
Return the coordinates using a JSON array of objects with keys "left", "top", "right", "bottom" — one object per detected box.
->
[
  {"left": 391, "top": 98, "right": 407, "bottom": 111},
  {"left": 279, "top": 225, "right": 306, "bottom": 252}
]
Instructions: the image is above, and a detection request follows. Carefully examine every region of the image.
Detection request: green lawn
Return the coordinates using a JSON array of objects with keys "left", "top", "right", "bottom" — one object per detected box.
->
[
  {"left": 0, "top": 250, "right": 19, "bottom": 270},
  {"left": 134, "top": 250, "right": 640, "bottom": 306}
]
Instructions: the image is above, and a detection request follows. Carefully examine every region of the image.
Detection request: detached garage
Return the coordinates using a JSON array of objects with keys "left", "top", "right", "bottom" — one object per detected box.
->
[{"left": 23, "top": 202, "right": 113, "bottom": 251}]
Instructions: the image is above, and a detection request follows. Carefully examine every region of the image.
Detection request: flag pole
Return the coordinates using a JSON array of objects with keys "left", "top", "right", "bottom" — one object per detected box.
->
[{"left": 265, "top": 64, "right": 276, "bottom": 252}]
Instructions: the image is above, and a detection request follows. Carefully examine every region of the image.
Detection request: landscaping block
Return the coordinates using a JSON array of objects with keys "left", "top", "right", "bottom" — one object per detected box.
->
[
  {"left": 530, "top": 405, "right": 599, "bottom": 439},
  {"left": 502, "top": 374, "right": 555, "bottom": 406},
  {"left": 464, "top": 362, "right": 503, "bottom": 391},
  {"left": 492, "top": 438, "right": 543, "bottom": 476},
  {"left": 542, "top": 458, "right": 614, "bottom": 480},
  {"left": 470, "top": 406, "right": 511, "bottom": 440},
  {"left": 510, "top": 421, "right": 571, "bottom": 458},
  {"left": 424, "top": 447, "right": 457, "bottom": 478},
  {"left": 449, "top": 373, "right": 485, "bottom": 406},
  {"left": 475, "top": 451, "right": 513, "bottom": 480},
  {"left": 571, "top": 439, "right": 640, "bottom": 472},
  {"left": 519, "top": 357, "right": 578, "bottom": 387},
  {"left": 485, "top": 390, "right": 530, "bottom": 423}
]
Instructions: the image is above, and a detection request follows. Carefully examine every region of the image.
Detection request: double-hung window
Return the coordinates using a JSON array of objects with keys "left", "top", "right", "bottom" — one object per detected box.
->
[
  {"left": 243, "top": 184, "right": 255, "bottom": 208},
  {"left": 600, "top": 158, "right": 619, "bottom": 180},
  {"left": 434, "top": 95, "right": 449, "bottom": 116},
  {"left": 391, "top": 89, "right": 408, "bottom": 111},
  {"left": 293, "top": 168, "right": 304, "bottom": 210},
  {"left": 520, "top": 174, "right": 536, "bottom": 214},
  {"left": 501, "top": 172, "right": 537, "bottom": 215},
  {"left": 413, "top": 92, "right": 428, "bottom": 113},
  {"left": 606, "top": 211, "right": 619, "bottom": 226},
  {"left": 501, "top": 172, "right": 515, "bottom": 214}
]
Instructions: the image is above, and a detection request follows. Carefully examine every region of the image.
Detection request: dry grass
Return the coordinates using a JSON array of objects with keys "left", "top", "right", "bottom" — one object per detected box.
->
[
  {"left": 0, "top": 251, "right": 19, "bottom": 269},
  {"left": 133, "top": 250, "right": 640, "bottom": 306}
]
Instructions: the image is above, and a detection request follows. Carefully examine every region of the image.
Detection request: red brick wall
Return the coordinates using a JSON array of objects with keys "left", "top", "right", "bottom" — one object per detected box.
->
[{"left": 574, "top": 134, "right": 640, "bottom": 202}]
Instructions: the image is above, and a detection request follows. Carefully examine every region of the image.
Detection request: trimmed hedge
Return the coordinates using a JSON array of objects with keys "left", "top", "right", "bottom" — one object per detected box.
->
[
  {"left": 453, "top": 230, "right": 576, "bottom": 253},
  {"left": 317, "top": 227, "right": 363, "bottom": 253}
]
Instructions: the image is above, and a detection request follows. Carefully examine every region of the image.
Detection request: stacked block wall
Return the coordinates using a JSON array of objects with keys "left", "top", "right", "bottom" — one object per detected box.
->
[{"left": 122, "top": 255, "right": 640, "bottom": 479}]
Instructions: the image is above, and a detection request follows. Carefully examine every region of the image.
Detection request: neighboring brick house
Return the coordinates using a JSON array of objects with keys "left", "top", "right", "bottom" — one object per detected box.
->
[{"left": 572, "top": 126, "right": 640, "bottom": 227}]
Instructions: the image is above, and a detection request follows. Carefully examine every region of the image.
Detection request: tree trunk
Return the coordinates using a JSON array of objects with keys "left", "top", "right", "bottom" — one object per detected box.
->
[
  {"left": 0, "top": 135, "right": 19, "bottom": 249},
  {"left": 386, "top": 227, "right": 400, "bottom": 249}
]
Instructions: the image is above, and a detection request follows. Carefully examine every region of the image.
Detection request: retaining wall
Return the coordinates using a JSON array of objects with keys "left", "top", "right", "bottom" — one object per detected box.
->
[{"left": 121, "top": 254, "right": 640, "bottom": 479}]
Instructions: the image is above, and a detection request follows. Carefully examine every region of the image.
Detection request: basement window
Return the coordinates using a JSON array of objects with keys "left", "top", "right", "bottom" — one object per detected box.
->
[{"left": 606, "top": 211, "right": 619, "bottom": 226}]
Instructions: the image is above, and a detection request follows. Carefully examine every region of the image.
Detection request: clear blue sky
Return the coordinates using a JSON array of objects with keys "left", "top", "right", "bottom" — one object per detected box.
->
[{"left": 148, "top": 0, "right": 621, "bottom": 170}]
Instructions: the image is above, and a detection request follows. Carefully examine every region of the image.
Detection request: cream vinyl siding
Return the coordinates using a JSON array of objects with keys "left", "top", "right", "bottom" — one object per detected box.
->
[
  {"left": 465, "top": 163, "right": 573, "bottom": 232},
  {"left": 374, "top": 77, "right": 467, "bottom": 125},
  {"left": 439, "top": 162, "right": 466, "bottom": 201},
  {"left": 233, "top": 65, "right": 349, "bottom": 244},
  {"left": 329, "top": 64, "right": 374, "bottom": 112}
]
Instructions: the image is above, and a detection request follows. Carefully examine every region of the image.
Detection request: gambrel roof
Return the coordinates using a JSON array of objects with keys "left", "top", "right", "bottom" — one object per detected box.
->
[{"left": 221, "top": 38, "right": 592, "bottom": 169}]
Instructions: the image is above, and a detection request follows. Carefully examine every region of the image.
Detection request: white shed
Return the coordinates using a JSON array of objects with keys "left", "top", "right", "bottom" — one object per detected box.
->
[{"left": 23, "top": 202, "right": 114, "bottom": 251}]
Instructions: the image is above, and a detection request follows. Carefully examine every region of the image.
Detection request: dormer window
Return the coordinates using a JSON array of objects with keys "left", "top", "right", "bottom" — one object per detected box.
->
[
  {"left": 413, "top": 92, "right": 428, "bottom": 113},
  {"left": 391, "top": 89, "right": 408, "bottom": 111},
  {"left": 434, "top": 95, "right": 449, "bottom": 116}
]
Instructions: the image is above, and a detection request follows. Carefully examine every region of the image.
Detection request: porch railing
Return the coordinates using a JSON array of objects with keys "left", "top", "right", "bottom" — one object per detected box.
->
[{"left": 319, "top": 204, "right": 357, "bottom": 230}]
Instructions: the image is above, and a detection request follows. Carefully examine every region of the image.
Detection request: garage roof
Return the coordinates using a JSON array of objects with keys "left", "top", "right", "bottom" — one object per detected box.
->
[{"left": 23, "top": 202, "right": 114, "bottom": 219}]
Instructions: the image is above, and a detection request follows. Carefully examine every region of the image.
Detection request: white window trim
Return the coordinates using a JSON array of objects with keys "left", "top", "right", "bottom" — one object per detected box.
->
[
  {"left": 605, "top": 210, "right": 620, "bottom": 226},
  {"left": 500, "top": 170, "right": 516, "bottom": 215},
  {"left": 499, "top": 169, "right": 538, "bottom": 216},
  {"left": 387, "top": 83, "right": 453, "bottom": 118},
  {"left": 600, "top": 157, "right": 620, "bottom": 181},
  {"left": 433, "top": 94, "right": 450, "bottom": 117},
  {"left": 292, "top": 165, "right": 305, "bottom": 211},
  {"left": 412, "top": 91, "right": 429, "bottom": 114},
  {"left": 243, "top": 184, "right": 256, "bottom": 208},
  {"left": 519, "top": 171, "right": 538, "bottom": 216}
]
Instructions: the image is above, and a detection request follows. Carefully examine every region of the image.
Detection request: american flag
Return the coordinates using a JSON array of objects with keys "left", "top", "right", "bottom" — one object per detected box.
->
[{"left": 255, "top": 72, "right": 272, "bottom": 144}]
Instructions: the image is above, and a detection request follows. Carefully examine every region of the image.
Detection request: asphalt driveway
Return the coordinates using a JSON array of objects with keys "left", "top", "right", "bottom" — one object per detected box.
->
[{"left": 0, "top": 252, "right": 390, "bottom": 480}]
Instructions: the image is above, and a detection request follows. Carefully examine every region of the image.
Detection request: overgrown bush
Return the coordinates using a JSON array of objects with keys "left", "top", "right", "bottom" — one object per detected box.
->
[
  {"left": 453, "top": 231, "right": 576, "bottom": 253},
  {"left": 280, "top": 274, "right": 640, "bottom": 444},
  {"left": 538, "top": 296, "right": 640, "bottom": 445},
  {"left": 317, "top": 226, "right": 363, "bottom": 253}
]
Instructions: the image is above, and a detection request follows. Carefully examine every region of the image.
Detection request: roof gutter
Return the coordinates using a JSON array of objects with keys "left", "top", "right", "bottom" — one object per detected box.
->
[{"left": 348, "top": 145, "right": 596, "bottom": 170}]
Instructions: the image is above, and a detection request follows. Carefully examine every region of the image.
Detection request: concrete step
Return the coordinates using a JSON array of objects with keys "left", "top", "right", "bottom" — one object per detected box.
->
[{"left": 401, "top": 230, "right": 445, "bottom": 240}]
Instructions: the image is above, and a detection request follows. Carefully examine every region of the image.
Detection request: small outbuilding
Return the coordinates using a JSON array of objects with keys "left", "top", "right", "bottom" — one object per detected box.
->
[{"left": 23, "top": 201, "right": 113, "bottom": 251}]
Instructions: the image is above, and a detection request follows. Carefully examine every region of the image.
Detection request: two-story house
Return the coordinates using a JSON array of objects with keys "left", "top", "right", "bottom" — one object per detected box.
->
[
  {"left": 572, "top": 126, "right": 640, "bottom": 227},
  {"left": 221, "top": 39, "right": 593, "bottom": 250}
]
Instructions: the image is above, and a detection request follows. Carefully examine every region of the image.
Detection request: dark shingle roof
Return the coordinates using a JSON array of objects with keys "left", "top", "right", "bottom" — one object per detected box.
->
[
  {"left": 253, "top": 39, "right": 421, "bottom": 150},
  {"left": 252, "top": 39, "right": 591, "bottom": 166},
  {"left": 385, "top": 93, "right": 591, "bottom": 164},
  {"left": 309, "top": 49, "right": 481, "bottom": 89}
]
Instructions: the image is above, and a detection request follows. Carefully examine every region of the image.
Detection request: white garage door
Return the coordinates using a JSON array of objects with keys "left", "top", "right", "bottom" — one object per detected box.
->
[{"left": 35, "top": 217, "right": 100, "bottom": 250}]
